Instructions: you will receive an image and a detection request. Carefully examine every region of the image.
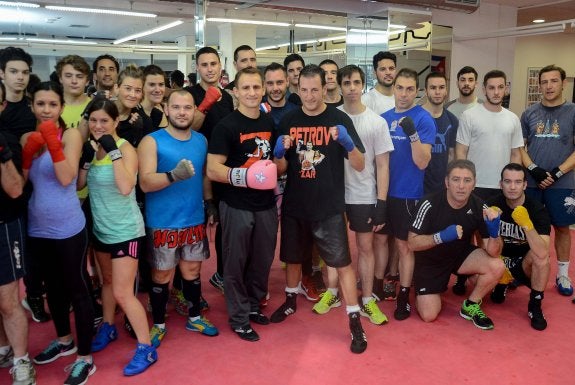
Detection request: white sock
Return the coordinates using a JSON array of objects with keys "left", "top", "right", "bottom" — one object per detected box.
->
[
  {"left": 13, "top": 353, "right": 29, "bottom": 366},
  {"left": 154, "top": 323, "right": 166, "bottom": 330},
  {"left": 346, "top": 305, "right": 360, "bottom": 314},
  {"left": 188, "top": 316, "right": 200, "bottom": 322},
  {"left": 328, "top": 287, "right": 338, "bottom": 296},
  {"left": 558, "top": 261, "right": 570, "bottom": 278},
  {"left": 286, "top": 286, "right": 299, "bottom": 294},
  {"left": 362, "top": 297, "right": 373, "bottom": 306}
]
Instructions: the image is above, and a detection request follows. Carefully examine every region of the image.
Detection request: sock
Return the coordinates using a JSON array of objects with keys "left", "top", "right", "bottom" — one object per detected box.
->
[
  {"left": 59, "top": 339, "right": 73, "bottom": 347},
  {"left": 0, "top": 345, "right": 10, "bottom": 355},
  {"left": 286, "top": 286, "right": 299, "bottom": 294},
  {"left": 188, "top": 315, "right": 200, "bottom": 322},
  {"left": 530, "top": 289, "right": 544, "bottom": 303},
  {"left": 13, "top": 353, "right": 29, "bottom": 366},
  {"left": 558, "top": 261, "right": 569, "bottom": 278},
  {"left": 154, "top": 323, "right": 166, "bottom": 330},
  {"left": 346, "top": 305, "right": 360, "bottom": 314},
  {"left": 150, "top": 282, "right": 169, "bottom": 325},
  {"left": 327, "top": 287, "right": 338, "bottom": 296},
  {"left": 362, "top": 297, "right": 372, "bottom": 306},
  {"left": 182, "top": 277, "right": 201, "bottom": 318}
]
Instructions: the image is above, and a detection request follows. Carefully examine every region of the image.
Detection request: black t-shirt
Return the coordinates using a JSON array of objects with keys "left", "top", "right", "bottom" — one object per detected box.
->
[
  {"left": 185, "top": 84, "right": 234, "bottom": 142},
  {"left": 149, "top": 107, "right": 166, "bottom": 129},
  {"left": 424, "top": 109, "right": 458, "bottom": 194},
  {"left": 487, "top": 193, "right": 551, "bottom": 258},
  {"left": 279, "top": 106, "right": 364, "bottom": 221},
  {"left": 325, "top": 98, "right": 343, "bottom": 108},
  {"left": 410, "top": 190, "right": 488, "bottom": 262},
  {"left": 117, "top": 106, "right": 154, "bottom": 148},
  {"left": 287, "top": 92, "right": 302, "bottom": 106},
  {"left": 0, "top": 98, "right": 35, "bottom": 140},
  {"left": 0, "top": 131, "right": 32, "bottom": 221},
  {"left": 209, "top": 110, "right": 276, "bottom": 211}
]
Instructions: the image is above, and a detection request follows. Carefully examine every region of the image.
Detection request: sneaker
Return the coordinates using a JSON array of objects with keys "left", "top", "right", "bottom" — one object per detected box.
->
[
  {"left": 233, "top": 325, "right": 260, "bottom": 342},
  {"left": 185, "top": 316, "right": 219, "bottom": 336},
  {"left": 199, "top": 295, "right": 210, "bottom": 312},
  {"left": 394, "top": 288, "right": 411, "bottom": 321},
  {"left": 360, "top": 298, "right": 388, "bottom": 325},
  {"left": 209, "top": 272, "right": 224, "bottom": 294},
  {"left": 123, "top": 343, "right": 157, "bottom": 376},
  {"left": 382, "top": 279, "right": 397, "bottom": 301},
  {"left": 312, "top": 291, "right": 341, "bottom": 315},
  {"left": 64, "top": 359, "right": 96, "bottom": 385},
  {"left": 349, "top": 312, "right": 367, "bottom": 354},
  {"left": 21, "top": 296, "right": 51, "bottom": 323},
  {"left": 249, "top": 311, "right": 270, "bottom": 325},
  {"left": 0, "top": 346, "right": 14, "bottom": 368},
  {"left": 124, "top": 315, "right": 137, "bottom": 339},
  {"left": 452, "top": 275, "right": 467, "bottom": 296},
  {"left": 460, "top": 300, "right": 494, "bottom": 330},
  {"left": 33, "top": 340, "right": 77, "bottom": 365},
  {"left": 528, "top": 301, "right": 547, "bottom": 331},
  {"left": 259, "top": 292, "right": 270, "bottom": 308},
  {"left": 270, "top": 293, "right": 297, "bottom": 323},
  {"left": 10, "top": 358, "right": 36, "bottom": 385},
  {"left": 311, "top": 270, "right": 327, "bottom": 294},
  {"left": 556, "top": 275, "right": 573, "bottom": 296},
  {"left": 150, "top": 325, "right": 167, "bottom": 348},
  {"left": 490, "top": 283, "right": 508, "bottom": 304},
  {"left": 298, "top": 277, "right": 320, "bottom": 302},
  {"left": 170, "top": 288, "right": 188, "bottom": 316},
  {"left": 91, "top": 322, "right": 118, "bottom": 352}
]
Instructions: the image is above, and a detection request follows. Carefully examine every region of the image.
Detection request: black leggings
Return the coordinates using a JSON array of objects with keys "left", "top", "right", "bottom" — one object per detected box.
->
[{"left": 28, "top": 228, "right": 94, "bottom": 356}]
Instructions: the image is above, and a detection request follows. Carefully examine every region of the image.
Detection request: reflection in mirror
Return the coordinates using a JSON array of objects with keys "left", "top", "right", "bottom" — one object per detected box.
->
[{"left": 430, "top": 24, "right": 453, "bottom": 97}]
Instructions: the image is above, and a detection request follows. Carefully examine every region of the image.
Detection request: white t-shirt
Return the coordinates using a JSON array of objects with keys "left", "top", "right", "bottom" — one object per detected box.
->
[
  {"left": 457, "top": 104, "right": 523, "bottom": 188},
  {"left": 446, "top": 97, "right": 482, "bottom": 119},
  {"left": 339, "top": 106, "right": 394, "bottom": 204},
  {"left": 361, "top": 88, "right": 395, "bottom": 116}
]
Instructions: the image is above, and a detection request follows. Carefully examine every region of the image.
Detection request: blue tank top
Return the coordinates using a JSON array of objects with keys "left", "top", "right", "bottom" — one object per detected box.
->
[
  {"left": 87, "top": 139, "right": 145, "bottom": 244},
  {"left": 145, "top": 129, "right": 207, "bottom": 229},
  {"left": 28, "top": 151, "right": 85, "bottom": 239}
]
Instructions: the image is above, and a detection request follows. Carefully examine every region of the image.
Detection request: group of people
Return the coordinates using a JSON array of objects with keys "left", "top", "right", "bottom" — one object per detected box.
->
[{"left": 0, "top": 42, "right": 573, "bottom": 385}]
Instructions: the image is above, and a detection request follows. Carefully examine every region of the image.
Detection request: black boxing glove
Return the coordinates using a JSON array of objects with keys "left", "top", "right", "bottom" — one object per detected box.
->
[
  {"left": 98, "top": 135, "right": 122, "bottom": 161},
  {"left": 371, "top": 199, "right": 387, "bottom": 227},
  {"left": 527, "top": 163, "right": 550, "bottom": 184},
  {"left": 0, "top": 132, "right": 13, "bottom": 163}
]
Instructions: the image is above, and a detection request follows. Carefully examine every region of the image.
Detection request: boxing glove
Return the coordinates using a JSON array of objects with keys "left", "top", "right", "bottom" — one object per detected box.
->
[
  {"left": 22, "top": 132, "right": 46, "bottom": 170},
  {"left": 334, "top": 124, "right": 355, "bottom": 152},
  {"left": 38, "top": 120, "right": 65, "bottom": 163},
  {"left": 484, "top": 206, "right": 501, "bottom": 238},
  {"left": 527, "top": 163, "right": 550, "bottom": 184},
  {"left": 433, "top": 224, "right": 460, "bottom": 244},
  {"left": 228, "top": 159, "right": 277, "bottom": 190},
  {"left": 512, "top": 206, "right": 534, "bottom": 231},
  {"left": 273, "top": 135, "right": 290, "bottom": 159},
  {"left": 167, "top": 159, "right": 195, "bottom": 182},
  {"left": 79, "top": 140, "right": 97, "bottom": 170},
  {"left": 198, "top": 86, "right": 221, "bottom": 114},
  {"left": 98, "top": 134, "right": 122, "bottom": 161},
  {"left": 399, "top": 117, "right": 419, "bottom": 143},
  {"left": 371, "top": 199, "right": 387, "bottom": 227}
]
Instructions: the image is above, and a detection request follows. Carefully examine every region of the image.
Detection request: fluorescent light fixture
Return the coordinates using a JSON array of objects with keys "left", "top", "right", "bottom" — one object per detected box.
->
[
  {"left": 532, "top": 19, "right": 545, "bottom": 23},
  {"left": 294, "top": 23, "right": 347, "bottom": 32},
  {"left": 389, "top": 23, "right": 406, "bottom": 29},
  {"left": 113, "top": 20, "right": 184, "bottom": 44},
  {"left": 0, "top": 37, "right": 18, "bottom": 41},
  {"left": 349, "top": 28, "right": 388, "bottom": 35},
  {"left": 255, "top": 35, "right": 346, "bottom": 51},
  {"left": 0, "top": 1, "right": 39, "bottom": 7},
  {"left": 26, "top": 38, "right": 98, "bottom": 45},
  {"left": 207, "top": 17, "right": 289, "bottom": 27},
  {"left": 45, "top": 5, "right": 156, "bottom": 18},
  {"left": 317, "top": 34, "right": 346, "bottom": 42},
  {"left": 455, "top": 24, "right": 565, "bottom": 41}
]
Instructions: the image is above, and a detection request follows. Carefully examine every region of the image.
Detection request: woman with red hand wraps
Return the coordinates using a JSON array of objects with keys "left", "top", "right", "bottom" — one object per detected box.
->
[{"left": 20, "top": 81, "right": 96, "bottom": 385}]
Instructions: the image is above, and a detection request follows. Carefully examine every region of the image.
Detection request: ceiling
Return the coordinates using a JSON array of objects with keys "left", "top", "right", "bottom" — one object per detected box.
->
[{"left": 0, "top": 0, "right": 573, "bottom": 49}]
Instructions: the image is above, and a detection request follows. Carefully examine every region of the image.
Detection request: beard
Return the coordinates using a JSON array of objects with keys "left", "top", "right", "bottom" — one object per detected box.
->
[
  {"left": 169, "top": 117, "right": 192, "bottom": 131},
  {"left": 459, "top": 87, "right": 474, "bottom": 97},
  {"left": 485, "top": 94, "right": 502, "bottom": 106}
]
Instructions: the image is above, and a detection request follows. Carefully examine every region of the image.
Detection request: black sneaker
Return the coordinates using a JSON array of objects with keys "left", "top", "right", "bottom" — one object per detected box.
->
[
  {"left": 528, "top": 300, "right": 547, "bottom": 331},
  {"left": 249, "top": 311, "right": 270, "bottom": 325},
  {"left": 460, "top": 300, "right": 494, "bottom": 330},
  {"left": 22, "top": 296, "right": 51, "bottom": 323},
  {"left": 270, "top": 293, "right": 297, "bottom": 323},
  {"left": 490, "top": 284, "right": 508, "bottom": 304},
  {"left": 209, "top": 272, "right": 224, "bottom": 294},
  {"left": 64, "top": 359, "right": 96, "bottom": 385},
  {"left": 394, "top": 287, "right": 411, "bottom": 321},
  {"left": 452, "top": 275, "right": 468, "bottom": 296},
  {"left": 311, "top": 270, "right": 327, "bottom": 294},
  {"left": 234, "top": 325, "right": 260, "bottom": 342},
  {"left": 33, "top": 339, "right": 77, "bottom": 365},
  {"left": 349, "top": 312, "right": 367, "bottom": 354}
]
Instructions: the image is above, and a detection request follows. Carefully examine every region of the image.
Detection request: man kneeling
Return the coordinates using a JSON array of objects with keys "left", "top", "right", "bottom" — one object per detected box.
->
[{"left": 408, "top": 159, "right": 504, "bottom": 330}]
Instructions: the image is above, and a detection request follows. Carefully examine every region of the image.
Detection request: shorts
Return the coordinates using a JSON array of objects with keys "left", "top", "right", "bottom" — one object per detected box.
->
[
  {"left": 501, "top": 254, "right": 531, "bottom": 288},
  {"left": 147, "top": 224, "right": 210, "bottom": 271},
  {"left": 473, "top": 187, "right": 500, "bottom": 202},
  {"left": 92, "top": 236, "right": 142, "bottom": 260},
  {"left": 280, "top": 213, "right": 351, "bottom": 268},
  {"left": 414, "top": 244, "right": 479, "bottom": 295},
  {"left": 382, "top": 197, "right": 419, "bottom": 240},
  {"left": 0, "top": 217, "right": 26, "bottom": 286},
  {"left": 346, "top": 204, "right": 375, "bottom": 233},
  {"left": 526, "top": 188, "right": 575, "bottom": 227}
]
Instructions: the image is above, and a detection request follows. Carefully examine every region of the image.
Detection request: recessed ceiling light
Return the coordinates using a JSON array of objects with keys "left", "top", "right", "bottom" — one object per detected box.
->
[{"left": 533, "top": 19, "right": 545, "bottom": 23}]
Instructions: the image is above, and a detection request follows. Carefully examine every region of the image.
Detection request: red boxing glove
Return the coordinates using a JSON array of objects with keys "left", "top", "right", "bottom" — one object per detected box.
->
[
  {"left": 198, "top": 86, "right": 222, "bottom": 114},
  {"left": 228, "top": 159, "right": 277, "bottom": 190},
  {"left": 22, "top": 132, "right": 46, "bottom": 170},
  {"left": 38, "top": 120, "right": 65, "bottom": 163}
]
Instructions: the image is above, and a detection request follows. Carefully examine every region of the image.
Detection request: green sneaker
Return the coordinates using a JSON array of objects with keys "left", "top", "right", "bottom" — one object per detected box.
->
[
  {"left": 312, "top": 291, "right": 341, "bottom": 315},
  {"left": 150, "top": 325, "right": 167, "bottom": 348},
  {"left": 360, "top": 298, "right": 388, "bottom": 325},
  {"left": 460, "top": 300, "right": 494, "bottom": 330}
]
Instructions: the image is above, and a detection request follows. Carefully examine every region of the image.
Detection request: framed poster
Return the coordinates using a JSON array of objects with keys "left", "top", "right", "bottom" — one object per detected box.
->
[{"left": 526, "top": 67, "right": 542, "bottom": 108}]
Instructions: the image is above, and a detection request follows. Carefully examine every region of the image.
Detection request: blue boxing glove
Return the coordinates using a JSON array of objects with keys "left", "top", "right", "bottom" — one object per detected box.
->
[
  {"left": 334, "top": 124, "right": 355, "bottom": 152},
  {"left": 484, "top": 212, "right": 501, "bottom": 238},
  {"left": 433, "top": 224, "right": 459, "bottom": 244},
  {"left": 273, "top": 135, "right": 289, "bottom": 159}
]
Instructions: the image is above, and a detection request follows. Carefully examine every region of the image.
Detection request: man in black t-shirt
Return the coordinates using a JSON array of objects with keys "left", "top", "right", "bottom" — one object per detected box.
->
[
  {"left": 207, "top": 68, "right": 278, "bottom": 342},
  {"left": 270, "top": 65, "right": 369, "bottom": 354},
  {"left": 487, "top": 163, "right": 551, "bottom": 331},
  {"left": 409, "top": 159, "right": 504, "bottom": 330}
]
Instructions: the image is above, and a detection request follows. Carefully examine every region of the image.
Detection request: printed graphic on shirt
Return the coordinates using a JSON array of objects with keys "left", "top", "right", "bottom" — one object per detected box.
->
[
  {"left": 388, "top": 120, "right": 405, "bottom": 141},
  {"left": 288, "top": 126, "right": 332, "bottom": 180},
  {"left": 499, "top": 220, "right": 527, "bottom": 245},
  {"left": 239, "top": 131, "right": 272, "bottom": 167},
  {"left": 433, "top": 124, "right": 453, "bottom": 154},
  {"left": 535, "top": 118, "right": 560, "bottom": 137},
  {"left": 565, "top": 193, "right": 575, "bottom": 215}
]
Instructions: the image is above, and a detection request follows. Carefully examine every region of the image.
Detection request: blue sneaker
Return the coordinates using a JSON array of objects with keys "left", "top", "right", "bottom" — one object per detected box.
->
[
  {"left": 185, "top": 316, "right": 219, "bottom": 336},
  {"left": 556, "top": 275, "right": 573, "bottom": 296},
  {"left": 124, "top": 343, "right": 157, "bottom": 376},
  {"left": 91, "top": 322, "right": 118, "bottom": 352},
  {"left": 64, "top": 359, "right": 96, "bottom": 385}
]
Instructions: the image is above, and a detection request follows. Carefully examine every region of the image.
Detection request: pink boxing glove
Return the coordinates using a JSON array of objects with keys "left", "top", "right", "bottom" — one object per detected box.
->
[{"left": 228, "top": 159, "right": 277, "bottom": 190}]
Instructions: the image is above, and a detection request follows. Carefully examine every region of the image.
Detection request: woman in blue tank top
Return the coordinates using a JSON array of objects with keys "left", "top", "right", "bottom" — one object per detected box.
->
[
  {"left": 20, "top": 81, "right": 95, "bottom": 385},
  {"left": 77, "top": 99, "right": 157, "bottom": 376}
]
